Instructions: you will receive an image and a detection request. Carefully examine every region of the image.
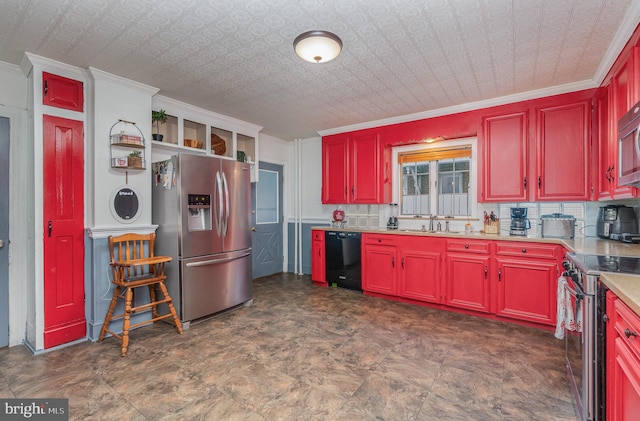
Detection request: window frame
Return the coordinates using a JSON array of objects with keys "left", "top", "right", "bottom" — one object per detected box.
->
[{"left": 391, "top": 137, "right": 478, "bottom": 219}]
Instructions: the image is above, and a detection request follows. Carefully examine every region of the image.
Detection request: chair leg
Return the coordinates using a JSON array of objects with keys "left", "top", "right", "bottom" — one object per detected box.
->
[
  {"left": 121, "top": 287, "right": 134, "bottom": 357},
  {"left": 99, "top": 286, "right": 120, "bottom": 342},
  {"left": 148, "top": 284, "right": 159, "bottom": 321},
  {"left": 158, "top": 282, "right": 183, "bottom": 334}
]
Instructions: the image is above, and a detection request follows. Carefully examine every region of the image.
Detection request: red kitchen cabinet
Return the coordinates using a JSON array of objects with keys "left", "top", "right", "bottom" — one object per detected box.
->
[
  {"left": 595, "top": 85, "right": 616, "bottom": 200},
  {"left": 444, "top": 240, "right": 491, "bottom": 313},
  {"left": 606, "top": 49, "right": 637, "bottom": 199},
  {"left": 481, "top": 111, "right": 528, "bottom": 202},
  {"left": 322, "top": 130, "right": 391, "bottom": 204},
  {"left": 607, "top": 292, "right": 640, "bottom": 421},
  {"left": 42, "top": 72, "right": 84, "bottom": 112},
  {"left": 397, "top": 236, "right": 444, "bottom": 304},
  {"left": 494, "top": 242, "right": 559, "bottom": 325},
  {"left": 494, "top": 258, "right": 557, "bottom": 325},
  {"left": 311, "top": 230, "right": 326, "bottom": 285},
  {"left": 535, "top": 100, "right": 590, "bottom": 201},
  {"left": 322, "top": 136, "right": 350, "bottom": 203},
  {"left": 362, "top": 234, "right": 397, "bottom": 295}
]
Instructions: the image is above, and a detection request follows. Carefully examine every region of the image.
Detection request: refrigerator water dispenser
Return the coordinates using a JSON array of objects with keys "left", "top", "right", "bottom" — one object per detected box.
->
[{"left": 187, "top": 194, "right": 211, "bottom": 231}]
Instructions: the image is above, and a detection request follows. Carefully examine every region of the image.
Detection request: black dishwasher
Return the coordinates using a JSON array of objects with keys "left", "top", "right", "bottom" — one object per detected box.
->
[{"left": 325, "top": 231, "right": 362, "bottom": 291}]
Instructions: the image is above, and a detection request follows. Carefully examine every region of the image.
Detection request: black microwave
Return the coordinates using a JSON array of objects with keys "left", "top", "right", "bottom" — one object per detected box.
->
[{"left": 619, "top": 100, "right": 640, "bottom": 186}]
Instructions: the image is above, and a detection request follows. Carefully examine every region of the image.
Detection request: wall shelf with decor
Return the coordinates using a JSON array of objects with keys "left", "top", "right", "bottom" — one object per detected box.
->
[
  {"left": 109, "top": 119, "right": 146, "bottom": 170},
  {"left": 151, "top": 95, "right": 262, "bottom": 181}
]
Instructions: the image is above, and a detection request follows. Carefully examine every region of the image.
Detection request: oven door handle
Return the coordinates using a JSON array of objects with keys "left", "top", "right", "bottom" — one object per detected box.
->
[{"left": 565, "top": 280, "right": 584, "bottom": 301}]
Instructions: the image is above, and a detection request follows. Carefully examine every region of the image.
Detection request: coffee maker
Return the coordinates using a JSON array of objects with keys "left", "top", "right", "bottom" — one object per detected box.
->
[
  {"left": 510, "top": 207, "right": 531, "bottom": 236},
  {"left": 387, "top": 203, "right": 399, "bottom": 230}
]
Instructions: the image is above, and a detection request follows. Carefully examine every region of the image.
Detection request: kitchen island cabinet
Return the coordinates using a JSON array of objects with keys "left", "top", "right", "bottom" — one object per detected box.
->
[
  {"left": 444, "top": 239, "right": 492, "bottom": 313},
  {"left": 607, "top": 290, "right": 640, "bottom": 421},
  {"left": 322, "top": 130, "right": 391, "bottom": 204}
]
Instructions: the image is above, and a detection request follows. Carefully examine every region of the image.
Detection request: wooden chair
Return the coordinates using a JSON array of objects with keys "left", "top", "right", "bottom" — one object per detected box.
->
[{"left": 99, "top": 233, "right": 182, "bottom": 356}]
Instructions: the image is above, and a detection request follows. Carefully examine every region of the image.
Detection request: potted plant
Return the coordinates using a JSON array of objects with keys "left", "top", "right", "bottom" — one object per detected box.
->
[
  {"left": 128, "top": 150, "right": 143, "bottom": 169},
  {"left": 151, "top": 109, "right": 167, "bottom": 141}
]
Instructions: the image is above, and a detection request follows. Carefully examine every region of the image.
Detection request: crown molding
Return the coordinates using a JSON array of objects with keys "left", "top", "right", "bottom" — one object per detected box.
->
[
  {"left": 88, "top": 67, "right": 159, "bottom": 96},
  {"left": 592, "top": 1, "right": 640, "bottom": 86},
  {"left": 318, "top": 79, "right": 596, "bottom": 136}
]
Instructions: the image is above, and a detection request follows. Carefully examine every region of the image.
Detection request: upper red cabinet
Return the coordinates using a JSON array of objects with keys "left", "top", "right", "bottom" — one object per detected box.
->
[
  {"left": 535, "top": 99, "right": 590, "bottom": 201},
  {"left": 322, "top": 130, "right": 391, "bottom": 204},
  {"left": 479, "top": 92, "right": 592, "bottom": 203},
  {"left": 42, "top": 72, "right": 84, "bottom": 112},
  {"left": 595, "top": 46, "right": 637, "bottom": 200},
  {"left": 481, "top": 111, "right": 528, "bottom": 202}
]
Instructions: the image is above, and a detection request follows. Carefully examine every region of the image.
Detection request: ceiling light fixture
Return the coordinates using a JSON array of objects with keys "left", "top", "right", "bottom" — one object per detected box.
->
[{"left": 293, "top": 30, "right": 343, "bottom": 63}]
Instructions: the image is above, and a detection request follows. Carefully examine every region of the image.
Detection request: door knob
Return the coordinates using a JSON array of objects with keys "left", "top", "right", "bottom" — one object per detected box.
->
[
  {"left": 251, "top": 227, "right": 257, "bottom": 231},
  {"left": 0, "top": 239, "right": 3, "bottom": 248}
]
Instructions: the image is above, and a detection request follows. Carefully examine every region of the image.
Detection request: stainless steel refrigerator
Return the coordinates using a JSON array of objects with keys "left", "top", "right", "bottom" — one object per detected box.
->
[{"left": 152, "top": 154, "right": 252, "bottom": 323}]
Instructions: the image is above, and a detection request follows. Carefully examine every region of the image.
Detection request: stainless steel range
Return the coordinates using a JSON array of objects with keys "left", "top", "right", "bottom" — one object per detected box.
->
[{"left": 563, "top": 253, "right": 640, "bottom": 421}]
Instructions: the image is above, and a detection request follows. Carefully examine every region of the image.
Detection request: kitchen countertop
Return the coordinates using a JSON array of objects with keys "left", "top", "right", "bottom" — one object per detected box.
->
[
  {"left": 314, "top": 226, "right": 640, "bottom": 313},
  {"left": 312, "top": 226, "right": 640, "bottom": 257},
  {"left": 601, "top": 273, "right": 640, "bottom": 315}
]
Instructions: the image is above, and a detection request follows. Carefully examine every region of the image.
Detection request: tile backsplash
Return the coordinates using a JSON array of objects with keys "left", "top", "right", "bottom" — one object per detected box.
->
[{"left": 328, "top": 200, "right": 640, "bottom": 238}]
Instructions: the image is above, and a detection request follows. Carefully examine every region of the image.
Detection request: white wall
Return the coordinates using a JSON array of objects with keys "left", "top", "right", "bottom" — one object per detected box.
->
[
  {"left": 0, "top": 62, "right": 27, "bottom": 109},
  {"left": 87, "top": 68, "right": 158, "bottom": 231},
  {"left": 287, "top": 136, "right": 335, "bottom": 224},
  {"left": 0, "top": 61, "right": 29, "bottom": 346}
]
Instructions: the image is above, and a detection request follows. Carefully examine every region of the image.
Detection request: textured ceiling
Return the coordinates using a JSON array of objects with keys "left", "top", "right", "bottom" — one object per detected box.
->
[{"left": 0, "top": 0, "right": 638, "bottom": 140}]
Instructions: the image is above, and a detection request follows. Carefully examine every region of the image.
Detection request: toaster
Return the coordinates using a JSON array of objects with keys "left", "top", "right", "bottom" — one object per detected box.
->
[{"left": 540, "top": 214, "right": 576, "bottom": 239}]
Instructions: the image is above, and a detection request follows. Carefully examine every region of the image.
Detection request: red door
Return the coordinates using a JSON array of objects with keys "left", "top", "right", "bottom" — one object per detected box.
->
[{"left": 43, "top": 115, "right": 85, "bottom": 348}]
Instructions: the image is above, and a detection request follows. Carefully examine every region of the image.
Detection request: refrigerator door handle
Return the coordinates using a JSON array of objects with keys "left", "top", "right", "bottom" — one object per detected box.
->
[
  {"left": 222, "top": 170, "right": 230, "bottom": 237},
  {"left": 185, "top": 251, "right": 251, "bottom": 267},
  {"left": 215, "top": 171, "right": 223, "bottom": 236}
]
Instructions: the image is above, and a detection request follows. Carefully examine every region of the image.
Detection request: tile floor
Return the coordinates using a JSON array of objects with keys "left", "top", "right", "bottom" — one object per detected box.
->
[{"left": 0, "top": 273, "right": 578, "bottom": 420}]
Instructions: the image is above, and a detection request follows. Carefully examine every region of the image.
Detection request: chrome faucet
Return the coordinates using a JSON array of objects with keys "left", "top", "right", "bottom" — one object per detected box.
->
[{"left": 429, "top": 215, "right": 436, "bottom": 231}]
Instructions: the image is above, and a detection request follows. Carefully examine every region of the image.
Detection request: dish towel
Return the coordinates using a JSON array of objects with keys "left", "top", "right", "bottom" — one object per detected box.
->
[{"left": 554, "top": 276, "right": 582, "bottom": 339}]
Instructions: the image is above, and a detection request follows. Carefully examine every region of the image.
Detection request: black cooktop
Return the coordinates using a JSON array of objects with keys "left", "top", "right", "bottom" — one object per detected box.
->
[{"left": 567, "top": 253, "right": 640, "bottom": 275}]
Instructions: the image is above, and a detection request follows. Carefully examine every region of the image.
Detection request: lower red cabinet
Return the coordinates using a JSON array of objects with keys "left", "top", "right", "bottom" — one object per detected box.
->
[
  {"left": 444, "top": 252, "right": 491, "bottom": 313},
  {"left": 344, "top": 233, "right": 560, "bottom": 328},
  {"left": 311, "top": 230, "right": 325, "bottom": 284},
  {"left": 607, "top": 292, "right": 640, "bottom": 421},
  {"left": 362, "top": 238, "right": 397, "bottom": 295},
  {"left": 494, "top": 258, "right": 557, "bottom": 325},
  {"left": 397, "top": 237, "right": 444, "bottom": 304}
]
